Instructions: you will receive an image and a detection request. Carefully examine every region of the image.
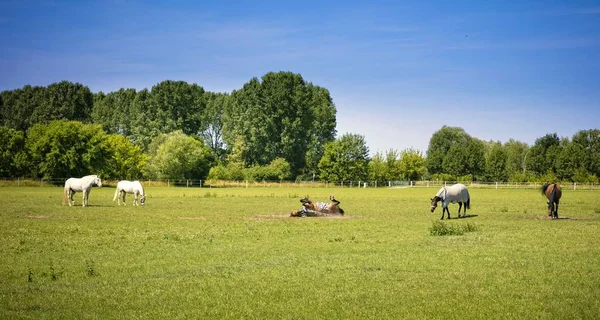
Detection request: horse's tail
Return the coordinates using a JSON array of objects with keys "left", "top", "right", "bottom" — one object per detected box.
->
[
  {"left": 62, "top": 185, "right": 68, "bottom": 205},
  {"left": 113, "top": 187, "right": 119, "bottom": 201},
  {"left": 541, "top": 183, "right": 550, "bottom": 196},
  {"left": 548, "top": 184, "right": 557, "bottom": 204},
  {"left": 466, "top": 197, "right": 471, "bottom": 210}
]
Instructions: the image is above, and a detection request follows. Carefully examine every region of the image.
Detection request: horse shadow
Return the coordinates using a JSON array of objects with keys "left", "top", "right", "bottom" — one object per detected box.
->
[{"left": 456, "top": 214, "right": 478, "bottom": 219}]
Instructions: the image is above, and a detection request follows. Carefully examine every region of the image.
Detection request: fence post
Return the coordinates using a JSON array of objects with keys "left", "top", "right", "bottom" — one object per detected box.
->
[
  {"left": 574, "top": 183, "right": 576, "bottom": 190},
  {"left": 496, "top": 182, "right": 498, "bottom": 190}
]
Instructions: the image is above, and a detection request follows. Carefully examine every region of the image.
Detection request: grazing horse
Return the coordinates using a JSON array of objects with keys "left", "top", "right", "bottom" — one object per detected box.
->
[
  {"left": 430, "top": 183, "right": 470, "bottom": 220},
  {"left": 113, "top": 180, "right": 146, "bottom": 206},
  {"left": 541, "top": 183, "right": 562, "bottom": 219},
  {"left": 290, "top": 195, "right": 344, "bottom": 217},
  {"left": 62, "top": 175, "right": 102, "bottom": 207}
]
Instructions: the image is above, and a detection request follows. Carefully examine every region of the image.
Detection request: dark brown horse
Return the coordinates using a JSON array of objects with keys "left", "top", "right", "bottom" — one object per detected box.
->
[
  {"left": 541, "top": 183, "right": 562, "bottom": 219},
  {"left": 290, "top": 195, "right": 344, "bottom": 217}
]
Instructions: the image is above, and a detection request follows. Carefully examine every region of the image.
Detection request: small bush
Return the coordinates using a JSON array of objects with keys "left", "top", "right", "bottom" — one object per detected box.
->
[{"left": 429, "top": 221, "right": 477, "bottom": 236}]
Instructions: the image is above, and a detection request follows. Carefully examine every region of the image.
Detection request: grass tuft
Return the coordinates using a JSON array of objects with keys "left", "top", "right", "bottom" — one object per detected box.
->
[{"left": 429, "top": 221, "right": 478, "bottom": 236}]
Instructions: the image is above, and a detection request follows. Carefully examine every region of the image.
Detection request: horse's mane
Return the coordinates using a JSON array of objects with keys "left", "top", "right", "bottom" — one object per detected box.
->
[{"left": 540, "top": 182, "right": 552, "bottom": 195}]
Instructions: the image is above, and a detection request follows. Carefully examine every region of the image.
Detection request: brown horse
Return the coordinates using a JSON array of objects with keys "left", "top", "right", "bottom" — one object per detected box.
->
[
  {"left": 290, "top": 195, "right": 344, "bottom": 217},
  {"left": 541, "top": 183, "right": 562, "bottom": 219}
]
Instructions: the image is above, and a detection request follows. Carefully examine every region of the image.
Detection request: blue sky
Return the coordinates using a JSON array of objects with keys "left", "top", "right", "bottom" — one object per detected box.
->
[{"left": 1, "top": 0, "right": 599, "bottom": 155}]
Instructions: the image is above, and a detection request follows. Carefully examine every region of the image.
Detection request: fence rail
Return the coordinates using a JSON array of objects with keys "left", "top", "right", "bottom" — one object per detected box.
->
[{"left": 1, "top": 178, "right": 599, "bottom": 190}]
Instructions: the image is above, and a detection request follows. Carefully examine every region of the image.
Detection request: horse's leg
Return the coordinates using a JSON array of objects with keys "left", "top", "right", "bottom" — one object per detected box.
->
[
  {"left": 68, "top": 190, "right": 74, "bottom": 206},
  {"left": 458, "top": 203, "right": 463, "bottom": 218},
  {"left": 133, "top": 192, "right": 138, "bottom": 206},
  {"left": 122, "top": 192, "right": 126, "bottom": 206},
  {"left": 554, "top": 202, "right": 559, "bottom": 219},
  {"left": 82, "top": 191, "right": 87, "bottom": 207}
]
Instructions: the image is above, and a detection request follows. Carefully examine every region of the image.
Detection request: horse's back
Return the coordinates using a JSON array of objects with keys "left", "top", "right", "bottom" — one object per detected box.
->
[
  {"left": 546, "top": 183, "right": 562, "bottom": 202},
  {"left": 117, "top": 180, "right": 143, "bottom": 194},
  {"left": 65, "top": 177, "right": 85, "bottom": 191},
  {"left": 447, "top": 183, "right": 470, "bottom": 202}
]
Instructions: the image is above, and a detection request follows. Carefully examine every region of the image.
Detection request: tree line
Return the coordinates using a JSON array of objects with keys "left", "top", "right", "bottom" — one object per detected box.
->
[{"left": 1, "top": 72, "right": 598, "bottom": 183}]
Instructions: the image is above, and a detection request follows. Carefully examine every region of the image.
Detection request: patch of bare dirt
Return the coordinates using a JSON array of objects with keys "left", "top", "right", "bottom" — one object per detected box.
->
[
  {"left": 248, "top": 214, "right": 290, "bottom": 221},
  {"left": 176, "top": 217, "right": 207, "bottom": 220},
  {"left": 249, "top": 214, "right": 356, "bottom": 221},
  {"left": 25, "top": 215, "right": 49, "bottom": 219}
]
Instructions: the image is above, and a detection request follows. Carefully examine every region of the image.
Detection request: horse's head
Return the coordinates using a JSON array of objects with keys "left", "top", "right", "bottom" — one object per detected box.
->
[
  {"left": 290, "top": 210, "right": 302, "bottom": 217},
  {"left": 95, "top": 177, "right": 103, "bottom": 188},
  {"left": 140, "top": 194, "right": 146, "bottom": 206},
  {"left": 430, "top": 196, "right": 440, "bottom": 212}
]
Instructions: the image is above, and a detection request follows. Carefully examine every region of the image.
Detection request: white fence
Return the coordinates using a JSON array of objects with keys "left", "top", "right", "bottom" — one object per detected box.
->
[{"left": 1, "top": 178, "right": 599, "bottom": 190}]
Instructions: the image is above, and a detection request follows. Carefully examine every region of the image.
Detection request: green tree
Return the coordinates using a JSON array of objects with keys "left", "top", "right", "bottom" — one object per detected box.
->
[
  {"left": 442, "top": 145, "right": 468, "bottom": 177},
  {"left": 145, "top": 131, "right": 213, "bottom": 180},
  {"left": 368, "top": 152, "right": 387, "bottom": 182},
  {"left": 31, "top": 81, "right": 93, "bottom": 124},
  {"left": 571, "top": 129, "right": 600, "bottom": 178},
  {"left": 0, "top": 126, "right": 28, "bottom": 177},
  {"left": 224, "top": 72, "right": 336, "bottom": 177},
  {"left": 26, "top": 121, "right": 109, "bottom": 179},
  {"left": 200, "top": 92, "right": 228, "bottom": 161},
  {"left": 0, "top": 85, "right": 46, "bottom": 131},
  {"left": 398, "top": 148, "right": 426, "bottom": 181},
  {"left": 485, "top": 143, "right": 508, "bottom": 181},
  {"left": 304, "top": 85, "right": 337, "bottom": 177},
  {"left": 268, "top": 157, "right": 292, "bottom": 180},
  {"left": 101, "top": 134, "right": 149, "bottom": 180},
  {"left": 426, "top": 126, "right": 471, "bottom": 175},
  {"left": 129, "top": 89, "right": 160, "bottom": 151},
  {"left": 318, "top": 133, "right": 370, "bottom": 182},
  {"left": 555, "top": 138, "right": 585, "bottom": 181},
  {"left": 504, "top": 139, "right": 529, "bottom": 179},
  {"left": 384, "top": 149, "right": 402, "bottom": 180},
  {"left": 526, "top": 133, "right": 560, "bottom": 175},
  {"left": 466, "top": 138, "right": 486, "bottom": 179},
  {"left": 149, "top": 80, "right": 205, "bottom": 136},
  {"left": 92, "top": 88, "right": 137, "bottom": 135}
]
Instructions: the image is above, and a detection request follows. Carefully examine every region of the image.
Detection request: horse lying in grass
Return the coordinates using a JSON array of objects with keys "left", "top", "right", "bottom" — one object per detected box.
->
[
  {"left": 290, "top": 196, "right": 344, "bottom": 217},
  {"left": 541, "top": 183, "right": 562, "bottom": 219},
  {"left": 113, "top": 180, "right": 146, "bottom": 206},
  {"left": 430, "top": 183, "right": 470, "bottom": 220}
]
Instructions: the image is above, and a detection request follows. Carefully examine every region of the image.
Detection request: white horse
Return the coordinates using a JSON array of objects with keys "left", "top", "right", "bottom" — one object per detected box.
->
[
  {"left": 63, "top": 175, "right": 102, "bottom": 207},
  {"left": 113, "top": 180, "right": 146, "bottom": 206},
  {"left": 430, "top": 183, "right": 470, "bottom": 220}
]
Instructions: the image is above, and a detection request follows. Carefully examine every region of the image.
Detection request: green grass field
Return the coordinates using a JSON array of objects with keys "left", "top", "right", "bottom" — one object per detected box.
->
[{"left": 1, "top": 186, "right": 600, "bottom": 319}]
